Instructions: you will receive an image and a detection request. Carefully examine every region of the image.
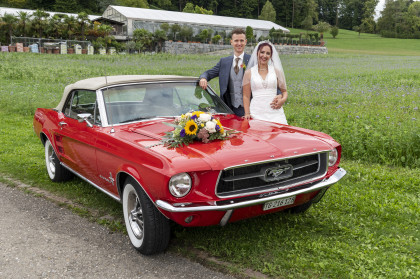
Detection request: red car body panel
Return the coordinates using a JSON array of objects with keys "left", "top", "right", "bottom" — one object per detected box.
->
[
  {"left": 33, "top": 76, "right": 346, "bottom": 229},
  {"left": 34, "top": 108, "right": 343, "bottom": 227}
]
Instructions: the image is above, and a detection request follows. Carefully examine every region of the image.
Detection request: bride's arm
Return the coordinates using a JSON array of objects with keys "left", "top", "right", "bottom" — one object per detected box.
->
[
  {"left": 242, "top": 70, "right": 252, "bottom": 119},
  {"left": 271, "top": 68, "right": 288, "bottom": 109}
]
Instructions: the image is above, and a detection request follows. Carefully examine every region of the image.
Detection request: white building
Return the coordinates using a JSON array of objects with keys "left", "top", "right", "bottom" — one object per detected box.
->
[{"left": 102, "top": 5, "right": 289, "bottom": 40}]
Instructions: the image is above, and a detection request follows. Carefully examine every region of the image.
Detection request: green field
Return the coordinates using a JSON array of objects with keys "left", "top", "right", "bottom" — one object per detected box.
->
[
  {"left": 0, "top": 38, "right": 419, "bottom": 279},
  {"left": 289, "top": 28, "right": 420, "bottom": 56}
]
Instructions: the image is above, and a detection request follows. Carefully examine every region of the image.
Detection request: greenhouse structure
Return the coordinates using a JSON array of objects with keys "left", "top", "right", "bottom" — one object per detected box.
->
[{"left": 102, "top": 5, "right": 290, "bottom": 40}]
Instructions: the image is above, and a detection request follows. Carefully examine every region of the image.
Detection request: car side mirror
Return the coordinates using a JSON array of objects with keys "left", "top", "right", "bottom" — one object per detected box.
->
[{"left": 77, "top": 113, "right": 93, "bottom": 127}]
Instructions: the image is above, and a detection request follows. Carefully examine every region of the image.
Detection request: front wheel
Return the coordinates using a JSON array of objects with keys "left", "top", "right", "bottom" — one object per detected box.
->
[
  {"left": 44, "top": 139, "right": 73, "bottom": 182},
  {"left": 122, "top": 178, "right": 170, "bottom": 255}
]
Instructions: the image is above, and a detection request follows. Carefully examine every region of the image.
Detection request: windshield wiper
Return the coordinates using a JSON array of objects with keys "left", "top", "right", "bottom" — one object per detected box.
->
[{"left": 120, "top": 117, "right": 155, "bottom": 123}]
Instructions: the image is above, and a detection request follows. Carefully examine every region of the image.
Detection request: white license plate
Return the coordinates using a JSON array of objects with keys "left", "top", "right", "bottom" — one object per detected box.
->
[{"left": 263, "top": 196, "right": 296, "bottom": 211}]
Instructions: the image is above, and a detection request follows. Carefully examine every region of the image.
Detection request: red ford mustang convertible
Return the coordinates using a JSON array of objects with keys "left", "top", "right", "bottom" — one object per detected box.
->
[{"left": 33, "top": 75, "right": 346, "bottom": 255}]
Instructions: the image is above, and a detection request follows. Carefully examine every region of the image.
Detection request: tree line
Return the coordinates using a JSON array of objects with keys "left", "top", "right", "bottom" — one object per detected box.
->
[{"left": 1, "top": 0, "right": 419, "bottom": 39}]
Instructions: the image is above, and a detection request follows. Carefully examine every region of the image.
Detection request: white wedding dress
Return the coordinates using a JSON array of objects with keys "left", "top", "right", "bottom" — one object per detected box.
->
[{"left": 250, "top": 65, "right": 288, "bottom": 124}]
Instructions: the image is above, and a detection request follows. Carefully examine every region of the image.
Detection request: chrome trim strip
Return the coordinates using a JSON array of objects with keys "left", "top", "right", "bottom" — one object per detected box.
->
[
  {"left": 156, "top": 168, "right": 346, "bottom": 213},
  {"left": 215, "top": 152, "right": 327, "bottom": 198},
  {"left": 222, "top": 151, "right": 328, "bottom": 171},
  {"left": 221, "top": 159, "right": 319, "bottom": 182},
  {"left": 60, "top": 162, "right": 121, "bottom": 202},
  {"left": 96, "top": 89, "right": 108, "bottom": 127},
  {"left": 292, "top": 160, "right": 319, "bottom": 170}
]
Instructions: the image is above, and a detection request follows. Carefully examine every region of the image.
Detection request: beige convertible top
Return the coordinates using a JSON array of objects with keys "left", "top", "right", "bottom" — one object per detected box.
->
[{"left": 55, "top": 75, "right": 198, "bottom": 111}]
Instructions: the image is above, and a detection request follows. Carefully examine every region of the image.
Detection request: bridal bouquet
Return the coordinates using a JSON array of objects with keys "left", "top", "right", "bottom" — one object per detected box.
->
[{"left": 162, "top": 111, "right": 236, "bottom": 148}]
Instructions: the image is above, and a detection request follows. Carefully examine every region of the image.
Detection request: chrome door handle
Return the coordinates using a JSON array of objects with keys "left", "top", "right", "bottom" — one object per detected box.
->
[{"left": 59, "top": 121, "right": 68, "bottom": 127}]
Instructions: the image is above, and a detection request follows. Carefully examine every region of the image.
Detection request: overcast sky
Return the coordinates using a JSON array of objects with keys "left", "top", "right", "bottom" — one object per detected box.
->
[{"left": 375, "top": 0, "right": 386, "bottom": 20}]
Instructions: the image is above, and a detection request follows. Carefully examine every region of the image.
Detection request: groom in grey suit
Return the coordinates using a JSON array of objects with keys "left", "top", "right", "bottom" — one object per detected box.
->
[
  {"left": 199, "top": 28, "right": 250, "bottom": 117},
  {"left": 199, "top": 28, "right": 283, "bottom": 117}
]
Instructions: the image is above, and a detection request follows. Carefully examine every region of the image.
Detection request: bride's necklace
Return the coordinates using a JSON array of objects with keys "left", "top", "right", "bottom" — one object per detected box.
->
[
  {"left": 262, "top": 79, "right": 268, "bottom": 89},
  {"left": 259, "top": 66, "right": 269, "bottom": 89}
]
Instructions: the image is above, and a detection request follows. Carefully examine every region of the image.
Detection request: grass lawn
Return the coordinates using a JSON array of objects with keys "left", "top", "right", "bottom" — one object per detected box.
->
[
  {"left": 0, "top": 44, "right": 419, "bottom": 278},
  {"left": 288, "top": 28, "right": 420, "bottom": 56}
]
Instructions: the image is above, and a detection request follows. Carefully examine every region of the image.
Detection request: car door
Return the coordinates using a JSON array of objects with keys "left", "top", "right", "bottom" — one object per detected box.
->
[{"left": 55, "top": 90, "right": 100, "bottom": 182}]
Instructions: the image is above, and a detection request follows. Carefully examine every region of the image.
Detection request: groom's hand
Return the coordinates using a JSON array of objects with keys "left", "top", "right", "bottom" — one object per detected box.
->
[{"left": 199, "top": 78, "right": 208, "bottom": 90}]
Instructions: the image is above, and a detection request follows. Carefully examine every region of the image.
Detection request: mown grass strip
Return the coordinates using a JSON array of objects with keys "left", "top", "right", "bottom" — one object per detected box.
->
[{"left": 0, "top": 51, "right": 419, "bottom": 278}]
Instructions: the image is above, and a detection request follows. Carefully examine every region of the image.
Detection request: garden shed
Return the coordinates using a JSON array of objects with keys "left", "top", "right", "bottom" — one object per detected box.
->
[{"left": 102, "top": 5, "right": 289, "bottom": 40}]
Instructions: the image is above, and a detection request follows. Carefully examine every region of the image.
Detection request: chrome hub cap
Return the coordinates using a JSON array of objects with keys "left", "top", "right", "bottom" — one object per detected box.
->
[
  {"left": 47, "top": 146, "right": 56, "bottom": 175},
  {"left": 129, "top": 195, "right": 144, "bottom": 239}
]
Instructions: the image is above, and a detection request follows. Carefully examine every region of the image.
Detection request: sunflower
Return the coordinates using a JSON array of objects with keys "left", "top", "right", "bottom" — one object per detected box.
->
[
  {"left": 216, "top": 119, "right": 224, "bottom": 133},
  {"left": 184, "top": 120, "right": 198, "bottom": 136},
  {"left": 192, "top": 111, "right": 204, "bottom": 117}
]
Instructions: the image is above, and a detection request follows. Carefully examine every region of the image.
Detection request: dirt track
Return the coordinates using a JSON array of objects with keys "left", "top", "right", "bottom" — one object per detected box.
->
[{"left": 0, "top": 182, "right": 234, "bottom": 279}]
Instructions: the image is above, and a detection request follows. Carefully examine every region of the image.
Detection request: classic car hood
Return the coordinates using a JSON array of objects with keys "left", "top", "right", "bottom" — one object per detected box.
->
[{"left": 119, "top": 116, "right": 335, "bottom": 171}]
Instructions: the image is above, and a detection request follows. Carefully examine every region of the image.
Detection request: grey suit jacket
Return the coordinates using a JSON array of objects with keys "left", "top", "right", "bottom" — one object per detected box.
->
[{"left": 199, "top": 54, "right": 251, "bottom": 109}]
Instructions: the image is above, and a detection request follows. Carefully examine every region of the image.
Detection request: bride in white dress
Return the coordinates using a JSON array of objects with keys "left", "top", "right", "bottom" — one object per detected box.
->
[{"left": 242, "top": 41, "right": 288, "bottom": 124}]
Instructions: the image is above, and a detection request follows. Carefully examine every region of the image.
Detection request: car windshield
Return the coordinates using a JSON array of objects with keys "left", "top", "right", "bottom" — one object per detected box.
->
[{"left": 102, "top": 81, "right": 232, "bottom": 125}]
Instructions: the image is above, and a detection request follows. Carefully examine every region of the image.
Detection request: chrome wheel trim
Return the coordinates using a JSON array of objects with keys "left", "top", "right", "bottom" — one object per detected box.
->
[
  {"left": 123, "top": 183, "right": 145, "bottom": 248},
  {"left": 45, "top": 141, "right": 56, "bottom": 178},
  {"left": 128, "top": 194, "right": 144, "bottom": 240}
]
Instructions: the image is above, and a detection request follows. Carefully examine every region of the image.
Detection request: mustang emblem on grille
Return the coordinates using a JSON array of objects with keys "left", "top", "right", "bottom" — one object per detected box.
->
[{"left": 263, "top": 164, "right": 293, "bottom": 182}]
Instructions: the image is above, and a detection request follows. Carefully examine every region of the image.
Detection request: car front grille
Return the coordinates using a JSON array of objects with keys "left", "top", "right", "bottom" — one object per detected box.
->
[{"left": 216, "top": 152, "right": 328, "bottom": 197}]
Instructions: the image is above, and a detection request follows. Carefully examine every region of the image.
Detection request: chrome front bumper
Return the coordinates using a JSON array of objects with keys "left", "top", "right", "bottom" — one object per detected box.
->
[{"left": 156, "top": 168, "right": 346, "bottom": 213}]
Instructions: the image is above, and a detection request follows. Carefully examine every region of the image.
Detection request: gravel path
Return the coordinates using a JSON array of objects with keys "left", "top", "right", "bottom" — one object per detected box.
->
[{"left": 0, "top": 182, "right": 234, "bottom": 279}]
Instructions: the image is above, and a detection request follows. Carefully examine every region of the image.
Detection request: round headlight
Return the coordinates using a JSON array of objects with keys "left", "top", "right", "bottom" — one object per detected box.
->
[
  {"left": 169, "top": 173, "right": 192, "bottom": 198},
  {"left": 328, "top": 148, "right": 338, "bottom": 167}
]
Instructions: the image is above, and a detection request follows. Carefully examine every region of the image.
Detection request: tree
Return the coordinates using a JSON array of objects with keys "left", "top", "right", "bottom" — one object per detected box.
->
[
  {"left": 377, "top": 0, "right": 420, "bottom": 38},
  {"left": 17, "top": 11, "right": 30, "bottom": 37},
  {"left": 259, "top": 0, "right": 276, "bottom": 22},
  {"left": 360, "top": 18, "right": 375, "bottom": 34},
  {"left": 179, "top": 25, "right": 193, "bottom": 41},
  {"left": 301, "top": 15, "right": 313, "bottom": 31},
  {"left": 330, "top": 25, "right": 339, "bottom": 38},
  {"left": 245, "top": 26, "right": 254, "bottom": 44},
  {"left": 3, "top": 0, "right": 27, "bottom": 8},
  {"left": 153, "top": 29, "right": 167, "bottom": 51},
  {"left": 54, "top": 0, "right": 78, "bottom": 13},
  {"left": 116, "top": 0, "right": 149, "bottom": 8},
  {"left": 31, "top": 9, "right": 49, "bottom": 38},
  {"left": 183, "top": 2, "right": 213, "bottom": 14},
  {"left": 183, "top": 2, "right": 195, "bottom": 13},
  {"left": 1, "top": 13, "right": 18, "bottom": 44},
  {"left": 160, "top": 22, "right": 170, "bottom": 34},
  {"left": 149, "top": 0, "right": 173, "bottom": 10},
  {"left": 198, "top": 29, "right": 209, "bottom": 43},
  {"left": 407, "top": 1, "right": 420, "bottom": 33},
  {"left": 194, "top": 5, "right": 213, "bottom": 15},
  {"left": 313, "top": 21, "right": 330, "bottom": 39},
  {"left": 64, "top": 15, "right": 77, "bottom": 40},
  {"left": 77, "top": 12, "right": 90, "bottom": 41},
  {"left": 352, "top": 25, "right": 361, "bottom": 36},
  {"left": 47, "top": 14, "right": 65, "bottom": 39},
  {"left": 211, "top": 34, "right": 221, "bottom": 44},
  {"left": 170, "top": 23, "right": 181, "bottom": 40},
  {"left": 133, "top": 28, "right": 153, "bottom": 51}
]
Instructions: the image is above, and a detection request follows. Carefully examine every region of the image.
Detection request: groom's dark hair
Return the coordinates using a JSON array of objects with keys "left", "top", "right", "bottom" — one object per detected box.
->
[{"left": 231, "top": 28, "right": 246, "bottom": 37}]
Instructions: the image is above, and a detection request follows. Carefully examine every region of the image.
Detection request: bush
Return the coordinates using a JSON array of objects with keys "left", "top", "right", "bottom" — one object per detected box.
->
[
  {"left": 330, "top": 26, "right": 339, "bottom": 38},
  {"left": 211, "top": 34, "right": 221, "bottom": 44}
]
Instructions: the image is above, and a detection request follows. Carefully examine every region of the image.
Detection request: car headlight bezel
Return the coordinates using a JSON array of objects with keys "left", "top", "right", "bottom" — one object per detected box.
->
[
  {"left": 168, "top": 172, "right": 192, "bottom": 198},
  {"left": 328, "top": 148, "right": 338, "bottom": 167}
]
